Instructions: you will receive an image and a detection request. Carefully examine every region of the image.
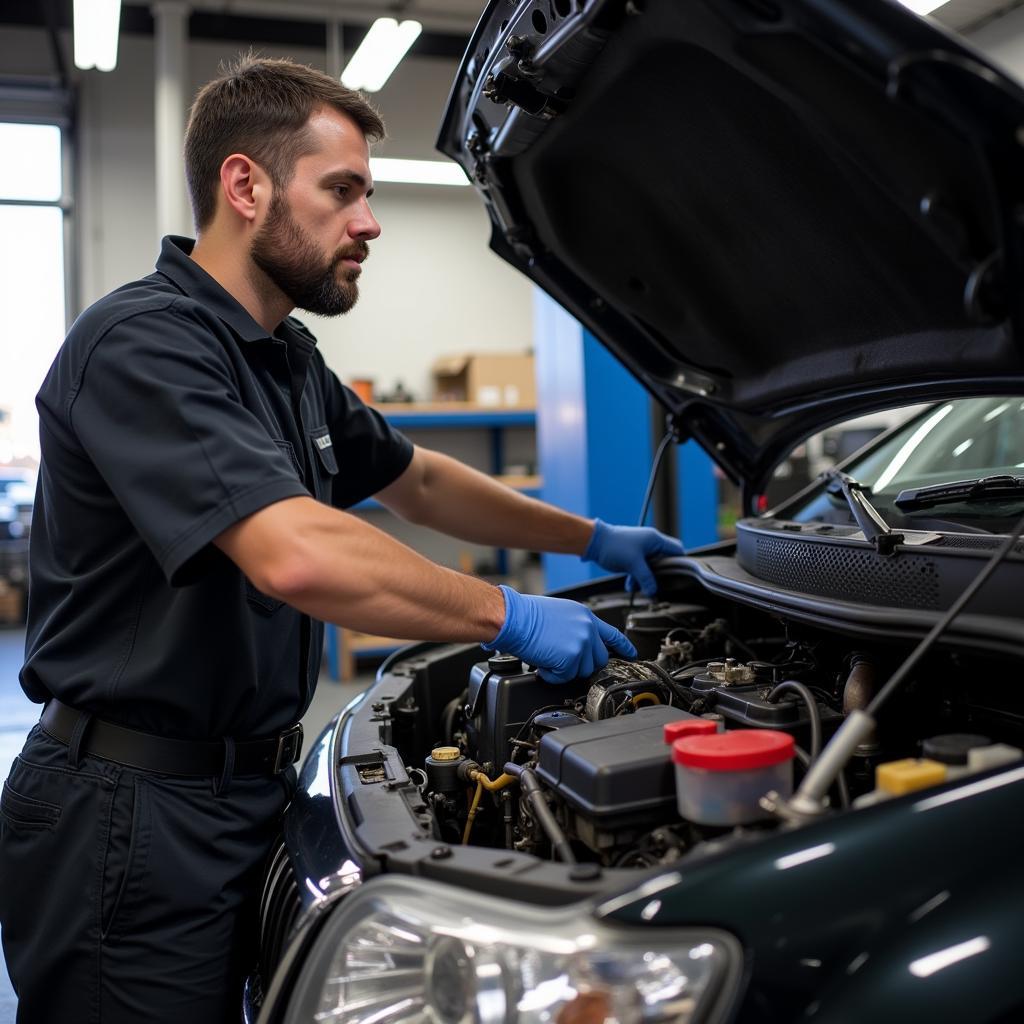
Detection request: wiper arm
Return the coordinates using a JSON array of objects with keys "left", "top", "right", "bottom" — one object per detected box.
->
[
  {"left": 895, "top": 474, "right": 1024, "bottom": 511},
  {"left": 822, "top": 469, "right": 904, "bottom": 555}
]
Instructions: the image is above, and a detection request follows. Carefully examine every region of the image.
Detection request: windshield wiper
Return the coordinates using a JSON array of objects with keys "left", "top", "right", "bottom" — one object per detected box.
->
[
  {"left": 894, "top": 474, "right": 1024, "bottom": 511},
  {"left": 822, "top": 469, "right": 904, "bottom": 555}
]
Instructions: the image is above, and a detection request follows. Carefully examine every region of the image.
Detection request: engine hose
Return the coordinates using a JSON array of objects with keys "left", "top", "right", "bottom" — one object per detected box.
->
[
  {"left": 462, "top": 781, "right": 484, "bottom": 844},
  {"left": 631, "top": 692, "right": 661, "bottom": 708},
  {"left": 793, "top": 745, "right": 849, "bottom": 809},
  {"left": 503, "top": 762, "right": 577, "bottom": 864},
  {"left": 462, "top": 771, "right": 519, "bottom": 844},
  {"left": 768, "top": 680, "right": 822, "bottom": 762},
  {"left": 469, "top": 770, "right": 518, "bottom": 792},
  {"left": 596, "top": 677, "right": 673, "bottom": 719},
  {"left": 442, "top": 694, "right": 464, "bottom": 745},
  {"left": 644, "top": 659, "right": 689, "bottom": 700}
]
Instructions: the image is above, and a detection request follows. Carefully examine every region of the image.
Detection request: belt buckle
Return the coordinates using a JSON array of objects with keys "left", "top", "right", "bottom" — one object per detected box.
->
[{"left": 273, "top": 724, "right": 304, "bottom": 774}]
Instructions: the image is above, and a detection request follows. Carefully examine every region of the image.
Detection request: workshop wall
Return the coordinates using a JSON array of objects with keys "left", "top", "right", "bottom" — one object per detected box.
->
[
  {"left": 1, "top": 26, "right": 533, "bottom": 404},
  {"left": 963, "top": 4, "right": 1024, "bottom": 81}
]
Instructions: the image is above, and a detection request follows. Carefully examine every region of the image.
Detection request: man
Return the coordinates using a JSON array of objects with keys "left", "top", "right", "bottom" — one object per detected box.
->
[{"left": 0, "top": 56, "right": 683, "bottom": 1023}]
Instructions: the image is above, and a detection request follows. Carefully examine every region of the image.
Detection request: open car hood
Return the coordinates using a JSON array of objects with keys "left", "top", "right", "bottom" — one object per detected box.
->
[{"left": 438, "top": 0, "right": 1024, "bottom": 496}]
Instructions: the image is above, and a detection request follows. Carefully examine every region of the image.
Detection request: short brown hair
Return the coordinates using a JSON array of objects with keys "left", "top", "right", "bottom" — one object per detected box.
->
[{"left": 184, "top": 54, "right": 385, "bottom": 230}]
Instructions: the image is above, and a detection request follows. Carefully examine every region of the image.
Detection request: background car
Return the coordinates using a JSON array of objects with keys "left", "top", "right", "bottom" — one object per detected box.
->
[
  {"left": 248, "top": 1, "right": 1024, "bottom": 1022},
  {"left": 0, "top": 469, "right": 33, "bottom": 593}
]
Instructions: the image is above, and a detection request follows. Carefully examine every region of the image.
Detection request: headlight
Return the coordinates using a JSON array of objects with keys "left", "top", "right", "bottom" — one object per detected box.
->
[{"left": 283, "top": 877, "right": 740, "bottom": 1024}]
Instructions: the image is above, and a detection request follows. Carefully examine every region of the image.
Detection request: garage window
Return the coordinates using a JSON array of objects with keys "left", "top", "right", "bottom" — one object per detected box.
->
[{"left": 0, "top": 119, "right": 70, "bottom": 465}]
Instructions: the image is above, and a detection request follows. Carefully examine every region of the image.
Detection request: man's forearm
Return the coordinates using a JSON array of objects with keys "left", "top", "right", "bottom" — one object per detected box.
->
[
  {"left": 378, "top": 449, "right": 595, "bottom": 554},
  {"left": 215, "top": 496, "right": 507, "bottom": 641}
]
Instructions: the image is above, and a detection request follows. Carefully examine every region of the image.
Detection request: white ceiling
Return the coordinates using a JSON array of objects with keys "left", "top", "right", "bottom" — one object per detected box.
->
[
  {"left": 931, "top": 0, "right": 1024, "bottom": 31},
  {"left": 136, "top": 0, "right": 486, "bottom": 34},
  {"left": 125, "top": 0, "right": 1024, "bottom": 41}
]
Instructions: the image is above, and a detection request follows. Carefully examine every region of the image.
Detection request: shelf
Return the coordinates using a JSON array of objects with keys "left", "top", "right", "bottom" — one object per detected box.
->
[
  {"left": 325, "top": 407, "right": 539, "bottom": 681},
  {"left": 324, "top": 628, "right": 408, "bottom": 682},
  {"left": 352, "top": 474, "right": 543, "bottom": 511},
  {"left": 371, "top": 401, "right": 535, "bottom": 429}
]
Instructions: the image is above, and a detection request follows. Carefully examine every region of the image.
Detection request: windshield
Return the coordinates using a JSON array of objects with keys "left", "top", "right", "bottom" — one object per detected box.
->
[{"left": 789, "top": 397, "right": 1024, "bottom": 533}]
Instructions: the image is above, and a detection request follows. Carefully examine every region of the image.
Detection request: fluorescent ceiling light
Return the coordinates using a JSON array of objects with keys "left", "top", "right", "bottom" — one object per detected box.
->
[
  {"left": 370, "top": 158, "right": 469, "bottom": 187},
  {"left": 341, "top": 18, "right": 422, "bottom": 92},
  {"left": 73, "top": 0, "right": 122, "bottom": 72},
  {"left": 897, "top": 0, "right": 948, "bottom": 14}
]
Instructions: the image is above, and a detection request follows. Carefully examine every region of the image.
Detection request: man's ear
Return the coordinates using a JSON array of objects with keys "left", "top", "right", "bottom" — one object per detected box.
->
[{"left": 219, "top": 154, "right": 270, "bottom": 224}]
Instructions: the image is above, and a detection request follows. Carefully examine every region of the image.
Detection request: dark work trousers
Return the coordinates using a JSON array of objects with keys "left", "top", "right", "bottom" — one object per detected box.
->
[{"left": 0, "top": 724, "right": 296, "bottom": 1023}]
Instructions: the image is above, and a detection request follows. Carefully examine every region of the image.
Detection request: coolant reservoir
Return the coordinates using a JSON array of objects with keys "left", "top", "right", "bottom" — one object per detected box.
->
[
  {"left": 663, "top": 718, "right": 717, "bottom": 744},
  {"left": 672, "top": 730, "right": 794, "bottom": 826}
]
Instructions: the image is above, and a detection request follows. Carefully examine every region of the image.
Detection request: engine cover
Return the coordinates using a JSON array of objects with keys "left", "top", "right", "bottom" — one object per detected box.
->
[{"left": 535, "top": 704, "right": 701, "bottom": 826}]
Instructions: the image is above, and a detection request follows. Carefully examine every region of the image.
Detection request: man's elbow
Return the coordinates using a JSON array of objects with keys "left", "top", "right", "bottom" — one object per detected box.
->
[{"left": 256, "top": 550, "right": 320, "bottom": 604}]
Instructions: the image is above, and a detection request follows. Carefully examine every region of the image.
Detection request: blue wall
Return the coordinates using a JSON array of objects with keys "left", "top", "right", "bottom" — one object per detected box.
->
[
  {"left": 534, "top": 292, "right": 718, "bottom": 590},
  {"left": 535, "top": 293, "right": 653, "bottom": 589}
]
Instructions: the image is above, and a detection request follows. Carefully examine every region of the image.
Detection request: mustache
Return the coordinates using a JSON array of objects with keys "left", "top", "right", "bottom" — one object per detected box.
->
[{"left": 333, "top": 243, "right": 369, "bottom": 265}]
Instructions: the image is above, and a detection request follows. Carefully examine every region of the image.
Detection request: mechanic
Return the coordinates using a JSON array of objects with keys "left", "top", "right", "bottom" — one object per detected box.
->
[{"left": 0, "top": 56, "right": 683, "bottom": 1024}]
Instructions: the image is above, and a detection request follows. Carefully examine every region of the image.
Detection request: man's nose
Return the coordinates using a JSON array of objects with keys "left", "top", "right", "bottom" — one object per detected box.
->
[{"left": 349, "top": 199, "right": 381, "bottom": 241}]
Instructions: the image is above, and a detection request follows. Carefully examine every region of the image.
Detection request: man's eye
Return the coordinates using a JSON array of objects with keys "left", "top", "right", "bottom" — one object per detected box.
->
[{"left": 333, "top": 185, "right": 349, "bottom": 198}]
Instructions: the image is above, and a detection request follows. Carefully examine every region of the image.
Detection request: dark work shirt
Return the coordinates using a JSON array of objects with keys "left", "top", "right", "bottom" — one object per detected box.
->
[{"left": 21, "top": 236, "right": 413, "bottom": 740}]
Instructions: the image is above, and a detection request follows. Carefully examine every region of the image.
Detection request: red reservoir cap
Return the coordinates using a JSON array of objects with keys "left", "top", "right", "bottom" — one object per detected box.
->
[
  {"left": 673, "top": 729, "right": 794, "bottom": 770},
  {"left": 663, "top": 719, "right": 717, "bottom": 744}
]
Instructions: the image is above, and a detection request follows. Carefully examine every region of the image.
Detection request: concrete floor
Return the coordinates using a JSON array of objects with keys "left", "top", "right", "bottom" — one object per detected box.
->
[{"left": 0, "top": 625, "right": 370, "bottom": 1021}]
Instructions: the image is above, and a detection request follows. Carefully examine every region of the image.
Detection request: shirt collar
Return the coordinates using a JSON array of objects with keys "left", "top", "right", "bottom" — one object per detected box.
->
[{"left": 155, "top": 235, "right": 285, "bottom": 344}]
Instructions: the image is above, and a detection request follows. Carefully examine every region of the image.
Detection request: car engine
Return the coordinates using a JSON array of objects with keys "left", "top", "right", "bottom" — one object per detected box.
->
[{"left": 378, "top": 586, "right": 1024, "bottom": 870}]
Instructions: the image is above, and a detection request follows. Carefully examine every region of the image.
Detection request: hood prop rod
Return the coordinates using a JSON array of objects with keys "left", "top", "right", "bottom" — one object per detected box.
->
[{"left": 824, "top": 469, "right": 904, "bottom": 556}]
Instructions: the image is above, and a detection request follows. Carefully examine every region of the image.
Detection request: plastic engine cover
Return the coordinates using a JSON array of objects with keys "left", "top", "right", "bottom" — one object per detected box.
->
[{"left": 536, "top": 705, "right": 701, "bottom": 823}]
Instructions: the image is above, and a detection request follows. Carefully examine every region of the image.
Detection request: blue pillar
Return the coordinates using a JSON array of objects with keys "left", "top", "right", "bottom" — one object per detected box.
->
[
  {"left": 535, "top": 291, "right": 654, "bottom": 590},
  {"left": 534, "top": 290, "right": 719, "bottom": 588},
  {"left": 676, "top": 441, "right": 719, "bottom": 548}
]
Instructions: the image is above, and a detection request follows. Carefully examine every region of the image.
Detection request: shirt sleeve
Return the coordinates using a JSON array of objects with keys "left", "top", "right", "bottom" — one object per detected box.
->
[
  {"left": 68, "top": 305, "right": 310, "bottom": 585},
  {"left": 316, "top": 355, "right": 414, "bottom": 509}
]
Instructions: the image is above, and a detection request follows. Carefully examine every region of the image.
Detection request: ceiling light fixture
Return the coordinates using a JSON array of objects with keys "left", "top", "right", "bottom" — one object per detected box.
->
[
  {"left": 73, "top": 0, "right": 123, "bottom": 72},
  {"left": 897, "top": 0, "right": 949, "bottom": 15},
  {"left": 341, "top": 18, "right": 423, "bottom": 92},
  {"left": 370, "top": 158, "right": 469, "bottom": 187}
]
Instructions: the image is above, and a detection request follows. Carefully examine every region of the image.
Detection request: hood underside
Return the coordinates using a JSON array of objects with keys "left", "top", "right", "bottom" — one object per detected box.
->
[{"left": 438, "top": 0, "right": 1024, "bottom": 493}]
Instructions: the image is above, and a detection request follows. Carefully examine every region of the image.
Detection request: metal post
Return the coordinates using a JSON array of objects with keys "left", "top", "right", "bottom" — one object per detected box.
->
[
  {"left": 152, "top": 1, "right": 191, "bottom": 238},
  {"left": 327, "top": 20, "right": 344, "bottom": 80}
]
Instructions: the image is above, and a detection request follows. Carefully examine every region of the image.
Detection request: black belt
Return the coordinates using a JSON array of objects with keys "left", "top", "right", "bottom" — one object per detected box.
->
[{"left": 40, "top": 699, "right": 303, "bottom": 777}]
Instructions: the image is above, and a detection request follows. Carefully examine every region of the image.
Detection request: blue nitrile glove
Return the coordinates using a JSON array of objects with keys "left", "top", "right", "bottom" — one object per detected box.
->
[
  {"left": 582, "top": 518, "right": 685, "bottom": 596},
  {"left": 483, "top": 584, "right": 637, "bottom": 684}
]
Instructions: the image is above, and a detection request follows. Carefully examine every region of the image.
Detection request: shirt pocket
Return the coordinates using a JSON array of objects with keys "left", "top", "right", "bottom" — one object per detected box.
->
[{"left": 308, "top": 425, "right": 338, "bottom": 502}]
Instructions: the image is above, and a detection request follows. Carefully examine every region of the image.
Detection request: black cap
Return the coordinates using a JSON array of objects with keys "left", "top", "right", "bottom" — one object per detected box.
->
[{"left": 922, "top": 734, "right": 991, "bottom": 766}]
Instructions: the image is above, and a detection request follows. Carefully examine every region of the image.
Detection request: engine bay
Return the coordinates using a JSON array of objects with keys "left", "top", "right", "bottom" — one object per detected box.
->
[{"left": 336, "top": 572, "right": 1024, "bottom": 883}]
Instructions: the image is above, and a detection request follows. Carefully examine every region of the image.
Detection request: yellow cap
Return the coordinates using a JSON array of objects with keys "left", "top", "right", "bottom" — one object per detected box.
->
[
  {"left": 876, "top": 758, "right": 946, "bottom": 796},
  {"left": 431, "top": 746, "right": 461, "bottom": 761}
]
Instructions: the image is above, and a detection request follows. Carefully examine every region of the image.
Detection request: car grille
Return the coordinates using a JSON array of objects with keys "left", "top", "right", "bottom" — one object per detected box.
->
[
  {"left": 258, "top": 837, "right": 303, "bottom": 986},
  {"left": 754, "top": 536, "right": 942, "bottom": 609},
  {"left": 933, "top": 534, "right": 1024, "bottom": 555}
]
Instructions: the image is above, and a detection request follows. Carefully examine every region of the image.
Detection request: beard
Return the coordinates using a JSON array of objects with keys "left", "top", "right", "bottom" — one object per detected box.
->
[{"left": 250, "top": 191, "right": 367, "bottom": 317}]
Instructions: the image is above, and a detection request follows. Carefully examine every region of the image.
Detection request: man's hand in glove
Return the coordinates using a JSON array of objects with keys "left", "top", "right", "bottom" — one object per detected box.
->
[
  {"left": 483, "top": 584, "right": 636, "bottom": 684},
  {"left": 582, "top": 518, "right": 685, "bottom": 596}
]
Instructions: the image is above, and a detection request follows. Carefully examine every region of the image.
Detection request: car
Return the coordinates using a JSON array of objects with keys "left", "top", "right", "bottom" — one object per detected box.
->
[
  {"left": 246, "top": 2, "right": 1024, "bottom": 1022},
  {"left": 0, "top": 468, "right": 33, "bottom": 590}
]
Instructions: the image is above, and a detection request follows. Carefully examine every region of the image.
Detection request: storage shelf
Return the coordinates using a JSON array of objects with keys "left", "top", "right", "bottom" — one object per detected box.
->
[
  {"left": 371, "top": 401, "right": 535, "bottom": 429},
  {"left": 325, "top": 629, "right": 408, "bottom": 682},
  {"left": 326, "top": 405, "right": 538, "bottom": 681}
]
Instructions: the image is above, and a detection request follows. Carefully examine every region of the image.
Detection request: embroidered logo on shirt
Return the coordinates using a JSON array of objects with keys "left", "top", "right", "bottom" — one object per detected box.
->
[{"left": 314, "top": 434, "right": 333, "bottom": 451}]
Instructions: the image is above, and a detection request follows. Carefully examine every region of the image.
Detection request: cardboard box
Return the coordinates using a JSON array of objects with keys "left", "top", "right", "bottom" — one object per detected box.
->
[
  {"left": 432, "top": 353, "right": 536, "bottom": 407},
  {"left": 0, "top": 580, "right": 24, "bottom": 624}
]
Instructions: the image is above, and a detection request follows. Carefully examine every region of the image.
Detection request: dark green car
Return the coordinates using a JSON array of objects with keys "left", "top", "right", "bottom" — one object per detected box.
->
[{"left": 248, "top": 2, "right": 1024, "bottom": 1021}]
